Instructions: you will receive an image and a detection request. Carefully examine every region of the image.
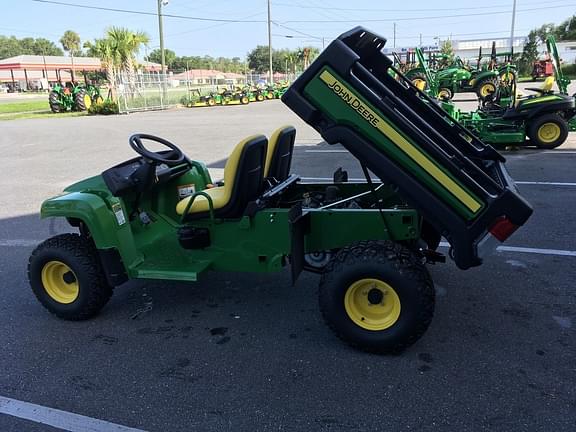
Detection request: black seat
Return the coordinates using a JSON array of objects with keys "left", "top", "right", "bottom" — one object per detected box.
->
[
  {"left": 265, "top": 126, "right": 296, "bottom": 183},
  {"left": 176, "top": 135, "right": 268, "bottom": 219}
]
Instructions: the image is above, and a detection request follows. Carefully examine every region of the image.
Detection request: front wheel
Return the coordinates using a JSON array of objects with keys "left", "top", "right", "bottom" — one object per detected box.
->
[
  {"left": 527, "top": 114, "right": 569, "bottom": 149},
  {"left": 475, "top": 77, "right": 498, "bottom": 100},
  {"left": 319, "top": 240, "right": 435, "bottom": 354},
  {"left": 438, "top": 87, "right": 453, "bottom": 100},
  {"left": 28, "top": 234, "right": 113, "bottom": 320}
]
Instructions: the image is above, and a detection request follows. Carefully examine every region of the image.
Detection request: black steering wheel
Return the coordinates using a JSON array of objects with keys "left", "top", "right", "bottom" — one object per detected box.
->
[{"left": 129, "top": 133, "right": 186, "bottom": 166}]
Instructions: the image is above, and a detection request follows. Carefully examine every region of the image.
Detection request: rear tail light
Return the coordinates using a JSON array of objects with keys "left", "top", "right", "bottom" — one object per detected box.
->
[
  {"left": 489, "top": 216, "right": 519, "bottom": 242},
  {"left": 477, "top": 216, "right": 519, "bottom": 259}
]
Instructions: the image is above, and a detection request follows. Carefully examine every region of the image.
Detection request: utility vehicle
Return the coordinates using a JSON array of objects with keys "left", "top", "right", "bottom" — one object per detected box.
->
[{"left": 29, "top": 28, "right": 532, "bottom": 353}]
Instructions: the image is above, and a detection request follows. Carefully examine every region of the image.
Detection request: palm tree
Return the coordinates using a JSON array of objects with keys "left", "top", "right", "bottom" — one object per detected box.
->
[
  {"left": 60, "top": 30, "right": 81, "bottom": 81},
  {"left": 84, "top": 38, "right": 118, "bottom": 97},
  {"left": 106, "top": 27, "right": 150, "bottom": 94}
]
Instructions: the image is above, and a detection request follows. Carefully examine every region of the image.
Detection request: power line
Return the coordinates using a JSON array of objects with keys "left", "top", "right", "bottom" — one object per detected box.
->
[
  {"left": 30, "top": 0, "right": 576, "bottom": 25},
  {"left": 280, "top": 4, "right": 576, "bottom": 23},
  {"left": 30, "top": 0, "right": 267, "bottom": 23},
  {"left": 273, "top": 0, "right": 576, "bottom": 12}
]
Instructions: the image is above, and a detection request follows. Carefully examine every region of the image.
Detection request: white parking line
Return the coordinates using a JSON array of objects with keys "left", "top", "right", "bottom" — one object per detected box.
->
[
  {"left": 0, "top": 240, "right": 41, "bottom": 247},
  {"left": 439, "top": 242, "right": 576, "bottom": 257},
  {"left": 516, "top": 181, "right": 576, "bottom": 187},
  {"left": 304, "top": 149, "right": 347, "bottom": 153},
  {"left": 300, "top": 177, "right": 576, "bottom": 187},
  {"left": 0, "top": 395, "right": 147, "bottom": 432}
]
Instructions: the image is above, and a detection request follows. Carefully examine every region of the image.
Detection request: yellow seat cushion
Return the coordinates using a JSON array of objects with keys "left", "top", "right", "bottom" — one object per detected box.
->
[
  {"left": 176, "top": 186, "right": 227, "bottom": 214},
  {"left": 542, "top": 76, "right": 555, "bottom": 92},
  {"left": 176, "top": 134, "right": 265, "bottom": 215},
  {"left": 265, "top": 125, "right": 295, "bottom": 177}
]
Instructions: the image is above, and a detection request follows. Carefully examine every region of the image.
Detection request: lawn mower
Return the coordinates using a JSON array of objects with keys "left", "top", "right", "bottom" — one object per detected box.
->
[
  {"left": 422, "top": 36, "right": 576, "bottom": 147},
  {"left": 29, "top": 27, "right": 532, "bottom": 354},
  {"left": 186, "top": 89, "right": 221, "bottom": 107},
  {"left": 221, "top": 86, "right": 250, "bottom": 105},
  {"left": 243, "top": 85, "right": 266, "bottom": 102}
]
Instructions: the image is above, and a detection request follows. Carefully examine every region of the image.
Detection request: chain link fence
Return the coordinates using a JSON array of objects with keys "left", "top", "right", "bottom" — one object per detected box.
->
[{"left": 114, "top": 71, "right": 301, "bottom": 113}]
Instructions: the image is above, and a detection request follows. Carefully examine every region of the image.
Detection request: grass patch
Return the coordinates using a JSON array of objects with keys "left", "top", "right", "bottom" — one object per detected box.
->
[
  {"left": 0, "top": 111, "right": 87, "bottom": 121},
  {"left": 0, "top": 100, "right": 49, "bottom": 114}
]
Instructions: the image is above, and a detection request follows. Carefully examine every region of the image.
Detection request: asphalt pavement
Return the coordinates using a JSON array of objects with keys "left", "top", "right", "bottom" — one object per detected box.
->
[{"left": 0, "top": 99, "right": 575, "bottom": 431}]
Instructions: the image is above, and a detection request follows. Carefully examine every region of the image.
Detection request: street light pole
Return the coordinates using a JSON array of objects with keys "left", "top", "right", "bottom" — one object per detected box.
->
[
  {"left": 267, "top": 0, "right": 273, "bottom": 84},
  {"left": 509, "top": 0, "right": 517, "bottom": 52},
  {"left": 157, "top": 0, "right": 166, "bottom": 76}
]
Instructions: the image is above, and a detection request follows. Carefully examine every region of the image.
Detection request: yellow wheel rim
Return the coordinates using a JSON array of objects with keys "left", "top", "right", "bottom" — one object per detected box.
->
[
  {"left": 537, "top": 122, "right": 561, "bottom": 143},
  {"left": 438, "top": 90, "right": 450, "bottom": 99},
  {"left": 83, "top": 94, "right": 92, "bottom": 109},
  {"left": 344, "top": 278, "right": 401, "bottom": 331},
  {"left": 412, "top": 78, "right": 426, "bottom": 89},
  {"left": 95, "top": 96, "right": 104, "bottom": 105},
  {"left": 480, "top": 83, "right": 496, "bottom": 97},
  {"left": 241, "top": 97, "right": 249, "bottom": 104},
  {"left": 41, "top": 261, "right": 79, "bottom": 304}
]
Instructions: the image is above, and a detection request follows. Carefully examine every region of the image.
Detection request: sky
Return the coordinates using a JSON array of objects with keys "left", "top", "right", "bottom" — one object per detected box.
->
[{"left": 2, "top": 0, "right": 575, "bottom": 59}]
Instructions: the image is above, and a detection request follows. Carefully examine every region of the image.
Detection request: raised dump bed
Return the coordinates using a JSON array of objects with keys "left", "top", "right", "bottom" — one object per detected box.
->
[{"left": 283, "top": 26, "right": 533, "bottom": 270}]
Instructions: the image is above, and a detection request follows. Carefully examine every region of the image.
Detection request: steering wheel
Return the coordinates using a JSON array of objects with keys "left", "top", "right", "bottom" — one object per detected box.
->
[{"left": 129, "top": 133, "right": 186, "bottom": 166}]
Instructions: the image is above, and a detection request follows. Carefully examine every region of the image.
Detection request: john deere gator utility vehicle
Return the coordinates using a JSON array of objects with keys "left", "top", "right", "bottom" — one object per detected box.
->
[{"left": 29, "top": 27, "right": 532, "bottom": 354}]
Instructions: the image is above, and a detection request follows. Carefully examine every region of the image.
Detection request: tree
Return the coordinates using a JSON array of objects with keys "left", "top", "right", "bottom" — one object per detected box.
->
[
  {"left": 439, "top": 40, "right": 455, "bottom": 66},
  {"left": 106, "top": 27, "right": 149, "bottom": 92},
  {"left": 247, "top": 46, "right": 284, "bottom": 73},
  {"left": 554, "top": 15, "right": 576, "bottom": 41},
  {"left": 145, "top": 48, "right": 176, "bottom": 68},
  {"left": 519, "top": 31, "right": 539, "bottom": 76},
  {"left": 60, "top": 30, "right": 81, "bottom": 56},
  {"left": 0, "top": 35, "right": 62, "bottom": 59},
  {"left": 84, "top": 38, "right": 118, "bottom": 91}
]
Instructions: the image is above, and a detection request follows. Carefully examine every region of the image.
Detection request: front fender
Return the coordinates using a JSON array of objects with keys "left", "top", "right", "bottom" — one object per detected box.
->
[{"left": 41, "top": 192, "right": 141, "bottom": 269}]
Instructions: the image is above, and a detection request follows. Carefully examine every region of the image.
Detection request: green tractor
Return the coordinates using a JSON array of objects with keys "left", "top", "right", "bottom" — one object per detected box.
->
[
  {"left": 419, "top": 37, "right": 576, "bottom": 148},
  {"left": 48, "top": 71, "right": 104, "bottom": 113},
  {"left": 28, "top": 27, "right": 532, "bottom": 354},
  {"left": 406, "top": 43, "right": 516, "bottom": 101},
  {"left": 49, "top": 82, "right": 92, "bottom": 113}
]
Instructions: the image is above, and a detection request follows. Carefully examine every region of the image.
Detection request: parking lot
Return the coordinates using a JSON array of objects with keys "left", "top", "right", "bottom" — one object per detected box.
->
[{"left": 1, "top": 98, "right": 575, "bottom": 431}]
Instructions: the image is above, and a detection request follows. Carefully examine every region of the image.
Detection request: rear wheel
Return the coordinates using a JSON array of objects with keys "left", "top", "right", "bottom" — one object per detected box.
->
[
  {"left": 409, "top": 72, "right": 428, "bottom": 90},
  {"left": 528, "top": 114, "right": 568, "bottom": 149},
  {"left": 256, "top": 93, "right": 265, "bottom": 102},
  {"left": 28, "top": 234, "right": 113, "bottom": 320},
  {"left": 319, "top": 240, "right": 435, "bottom": 354},
  {"left": 207, "top": 98, "right": 216, "bottom": 106},
  {"left": 438, "top": 87, "right": 453, "bottom": 100},
  {"left": 476, "top": 77, "right": 498, "bottom": 100},
  {"left": 240, "top": 96, "right": 249, "bottom": 105},
  {"left": 48, "top": 91, "right": 62, "bottom": 113},
  {"left": 74, "top": 89, "right": 91, "bottom": 111}
]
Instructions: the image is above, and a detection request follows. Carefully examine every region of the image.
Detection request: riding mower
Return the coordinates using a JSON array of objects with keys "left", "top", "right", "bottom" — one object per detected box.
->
[
  {"left": 221, "top": 86, "right": 250, "bottom": 105},
  {"left": 424, "top": 37, "right": 576, "bottom": 148},
  {"left": 243, "top": 85, "right": 266, "bottom": 102},
  {"left": 186, "top": 89, "right": 221, "bottom": 107},
  {"left": 28, "top": 27, "right": 532, "bottom": 354}
]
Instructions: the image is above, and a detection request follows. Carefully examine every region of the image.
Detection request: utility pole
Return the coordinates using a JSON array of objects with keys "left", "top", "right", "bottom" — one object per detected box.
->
[
  {"left": 267, "top": 0, "right": 273, "bottom": 84},
  {"left": 157, "top": 0, "right": 166, "bottom": 76},
  {"left": 393, "top": 23, "right": 396, "bottom": 49},
  {"left": 509, "top": 0, "right": 517, "bottom": 52}
]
